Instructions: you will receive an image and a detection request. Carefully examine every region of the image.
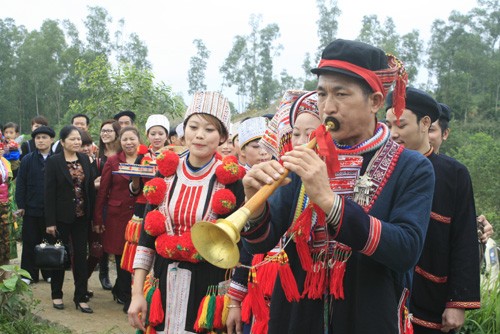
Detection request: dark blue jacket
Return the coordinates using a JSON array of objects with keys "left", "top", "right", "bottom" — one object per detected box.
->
[
  {"left": 15, "top": 150, "right": 51, "bottom": 217},
  {"left": 243, "top": 140, "right": 435, "bottom": 334}
]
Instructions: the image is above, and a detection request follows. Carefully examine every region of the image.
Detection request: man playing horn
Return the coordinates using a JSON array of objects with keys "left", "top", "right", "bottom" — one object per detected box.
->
[{"left": 241, "top": 39, "right": 435, "bottom": 333}]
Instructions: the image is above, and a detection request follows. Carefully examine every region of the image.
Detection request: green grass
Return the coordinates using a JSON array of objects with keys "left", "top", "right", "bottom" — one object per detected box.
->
[{"left": 459, "top": 277, "right": 499, "bottom": 333}]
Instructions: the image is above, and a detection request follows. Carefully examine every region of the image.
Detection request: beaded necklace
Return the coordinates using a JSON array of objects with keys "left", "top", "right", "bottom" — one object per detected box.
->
[{"left": 335, "top": 122, "right": 390, "bottom": 156}]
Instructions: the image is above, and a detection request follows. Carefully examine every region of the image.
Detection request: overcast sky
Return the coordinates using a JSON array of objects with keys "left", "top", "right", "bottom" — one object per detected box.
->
[{"left": 2, "top": 0, "right": 478, "bottom": 109}]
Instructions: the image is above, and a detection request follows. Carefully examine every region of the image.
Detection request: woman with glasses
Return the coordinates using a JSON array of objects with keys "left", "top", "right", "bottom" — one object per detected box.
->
[{"left": 87, "top": 120, "right": 121, "bottom": 291}]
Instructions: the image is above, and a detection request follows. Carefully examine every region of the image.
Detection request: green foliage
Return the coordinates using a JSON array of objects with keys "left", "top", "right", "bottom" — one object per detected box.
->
[
  {"left": 0, "top": 265, "right": 32, "bottom": 318},
  {"left": 428, "top": 1, "right": 499, "bottom": 122},
  {"left": 357, "top": 15, "right": 424, "bottom": 82},
  {"left": 67, "top": 55, "right": 185, "bottom": 138},
  {"left": 188, "top": 39, "right": 210, "bottom": 95},
  {"left": 315, "top": 0, "right": 341, "bottom": 60},
  {"left": 0, "top": 266, "right": 72, "bottom": 334},
  {"left": 459, "top": 279, "right": 499, "bottom": 333},
  {"left": 220, "top": 15, "right": 285, "bottom": 111},
  {"left": 445, "top": 123, "right": 500, "bottom": 236}
]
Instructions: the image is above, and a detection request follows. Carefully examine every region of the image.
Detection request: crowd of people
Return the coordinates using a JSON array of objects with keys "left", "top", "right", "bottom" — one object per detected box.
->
[{"left": 0, "top": 37, "right": 495, "bottom": 334}]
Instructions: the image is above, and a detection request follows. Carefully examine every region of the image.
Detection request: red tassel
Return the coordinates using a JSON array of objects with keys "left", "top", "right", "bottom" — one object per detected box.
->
[
  {"left": 212, "top": 295, "right": 224, "bottom": 329},
  {"left": 127, "top": 243, "right": 138, "bottom": 272},
  {"left": 312, "top": 124, "right": 340, "bottom": 177},
  {"left": 251, "top": 317, "right": 269, "bottom": 334},
  {"left": 290, "top": 206, "right": 314, "bottom": 271},
  {"left": 303, "top": 260, "right": 327, "bottom": 300},
  {"left": 278, "top": 252, "right": 300, "bottom": 302},
  {"left": 249, "top": 281, "right": 268, "bottom": 321},
  {"left": 251, "top": 253, "right": 265, "bottom": 266},
  {"left": 193, "top": 295, "right": 207, "bottom": 332},
  {"left": 149, "top": 287, "right": 164, "bottom": 326},
  {"left": 393, "top": 74, "right": 408, "bottom": 126},
  {"left": 329, "top": 260, "right": 347, "bottom": 300},
  {"left": 120, "top": 242, "right": 130, "bottom": 268},
  {"left": 259, "top": 258, "right": 279, "bottom": 297},
  {"left": 241, "top": 292, "right": 252, "bottom": 323}
]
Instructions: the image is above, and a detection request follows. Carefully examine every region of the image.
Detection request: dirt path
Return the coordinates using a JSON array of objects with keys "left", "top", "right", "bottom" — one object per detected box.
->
[{"left": 13, "top": 243, "right": 135, "bottom": 334}]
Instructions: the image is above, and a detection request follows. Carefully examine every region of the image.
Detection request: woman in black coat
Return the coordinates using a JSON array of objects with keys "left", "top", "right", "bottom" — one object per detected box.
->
[{"left": 45, "top": 125, "right": 96, "bottom": 313}]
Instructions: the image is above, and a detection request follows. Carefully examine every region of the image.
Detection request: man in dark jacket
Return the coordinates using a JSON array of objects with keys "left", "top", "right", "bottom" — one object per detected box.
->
[
  {"left": 15, "top": 126, "right": 55, "bottom": 283},
  {"left": 386, "top": 88, "right": 480, "bottom": 333},
  {"left": 241, "top": 39, "right": 435, "bottom": 334}
]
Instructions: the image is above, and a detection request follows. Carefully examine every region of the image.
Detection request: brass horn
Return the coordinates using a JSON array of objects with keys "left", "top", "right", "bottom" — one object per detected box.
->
[{"left": 191, "top": 117, "right": 338, "bottom": 269}]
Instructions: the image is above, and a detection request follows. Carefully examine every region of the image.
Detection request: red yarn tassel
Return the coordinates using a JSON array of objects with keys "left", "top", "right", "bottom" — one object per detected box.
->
[
  {"left": 393, "top": 73, "right": 408, "bottom": 125},
  {"left": 251, "top": 317, "right": 269, "bottom": 334},
  {"left": 120, "top": 242, "right": 130, "bottom": 269},
  {"left": 149, "top": 287, "right": 164, "bottom": 326},
  {"left": 313, "top": 125, "right": 340, "bottom": 177},
  {"left": 212, "top": 295, "right": 224, "bottom": 329},
  {"left": 193, "top": 295, "right": 208, "bottom": 332},
  {"left": 259, "top": 258, "right": 279, "bottom": 297},
  {"left": 290, "top": 205, "right": 314, "bottom": 271},
  {"left": 249, "top": 281, "right": 268, "bottom": 321},
  {"left": 241, "top": 292, "right": 252, "bottom": 324},
  {"left": 251, "top": 253, "right": 265, "bottom": 266},
  {"left": 329, "top": 260, "right": 346, "bottom": 300},
  {"left": 278, "top": 252, "right": 300, "bottom": 302}
]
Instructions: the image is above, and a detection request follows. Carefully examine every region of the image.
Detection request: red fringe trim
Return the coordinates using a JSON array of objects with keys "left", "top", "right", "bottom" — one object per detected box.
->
[{"left": 278, "top": 252, "right": 300, "bottom": 302}]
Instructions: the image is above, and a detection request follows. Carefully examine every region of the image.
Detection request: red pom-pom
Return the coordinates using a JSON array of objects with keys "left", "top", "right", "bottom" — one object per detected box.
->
[
  {"left": 215, "top": 160, "right": 242, "bottom": 185},
  {"left": 141, "top": 156, "right": 153, "bottom": 165},
  {"left": 156, "top": 150, "right": 179, "bottom": 177},
  {"left": 155, "top": 232, "right": 202, "bottom": 262},
  {"left": 143, "top": 177, "right": 167, "bottom": 205},
  {"left": 215, "top": 152, "right": 222, "bottom": 160},
  {"left": 211, "top": 189, "right": 236, "bottom": 215},
  {"left": 238, "top": 167, "right": 246, "bottom": 179},
  {"left": 138, "top": 144, "right": 149, "bottom": 155},
  {"left": 223, "top": 155, "right": 238, "bottom": 164},
  {"left": 144, "top": 210, "right": 166, "bottom": 236}
]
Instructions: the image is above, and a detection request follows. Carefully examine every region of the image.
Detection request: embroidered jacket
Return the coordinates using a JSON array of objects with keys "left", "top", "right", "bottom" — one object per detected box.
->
[
  {"left": 411, "top": 152, "right": 480, "bottom": 330},
  {"left": 133, "top": 155, "right": 245, "bottom": 332},
  {"left": 242, "top": 138, "right": 435, "bottom": 334}
]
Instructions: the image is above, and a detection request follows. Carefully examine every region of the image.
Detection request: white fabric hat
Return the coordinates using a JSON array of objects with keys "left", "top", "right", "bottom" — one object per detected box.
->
[
  {"left": 184, "top": 91, "right": 231, "bottom": 133},
  {"left": 238, "top": 117, "right": 268, "bottom": 149},
  {"left": 175, "top": 123, "right": 184, "bottom": 138},
  {"left": 146, "top": 114, "right": 170, "bottom": 134}
]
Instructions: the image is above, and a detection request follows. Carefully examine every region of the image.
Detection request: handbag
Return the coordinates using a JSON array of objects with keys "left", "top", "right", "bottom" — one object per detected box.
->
[{"left": 34, "top": 240, "right": 69, "bottom": 270}]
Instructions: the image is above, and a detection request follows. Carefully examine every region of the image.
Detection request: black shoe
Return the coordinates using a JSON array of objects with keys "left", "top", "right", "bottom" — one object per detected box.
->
[
  {"left": 82, "top": 290, "right": 93, "bottom": 302},
  {"left": 53, "top": 301, "right": 65, "bottom": 310},
  {"left": 100, "top": 277, "right": 112, "bottom": 290},
  {"left": 123, "top": 301, "right": 130, "bottom": 314},
  {"left": 112, "top": 293, "right": 125, "bottom": 305},
  {"left": 75, "top": 302, "right": 93, "bottom": 314}
]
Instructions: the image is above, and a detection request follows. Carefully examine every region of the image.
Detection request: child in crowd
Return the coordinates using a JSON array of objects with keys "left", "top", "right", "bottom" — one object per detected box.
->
[{"left": 3, "top": 122, "right": 21, "bottom": 179}]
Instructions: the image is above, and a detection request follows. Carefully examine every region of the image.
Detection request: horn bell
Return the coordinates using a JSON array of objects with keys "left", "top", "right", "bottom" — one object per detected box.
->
[{"left": 191, "top": 207, "right": 251, "bottom": 269}]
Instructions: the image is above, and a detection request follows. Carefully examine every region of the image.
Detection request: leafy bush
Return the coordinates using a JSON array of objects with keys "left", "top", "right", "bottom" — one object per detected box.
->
[
  {"left": 459, "top": 278, "right": 499, "bottom": 333},
  {"left": 0, "top": 265, "right": 71, "bottom": 334}
]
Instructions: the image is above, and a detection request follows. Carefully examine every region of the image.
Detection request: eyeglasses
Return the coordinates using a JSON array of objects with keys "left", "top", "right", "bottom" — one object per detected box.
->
[{"left": 100, "top": 129, "right": 114, "bottom": 134}]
